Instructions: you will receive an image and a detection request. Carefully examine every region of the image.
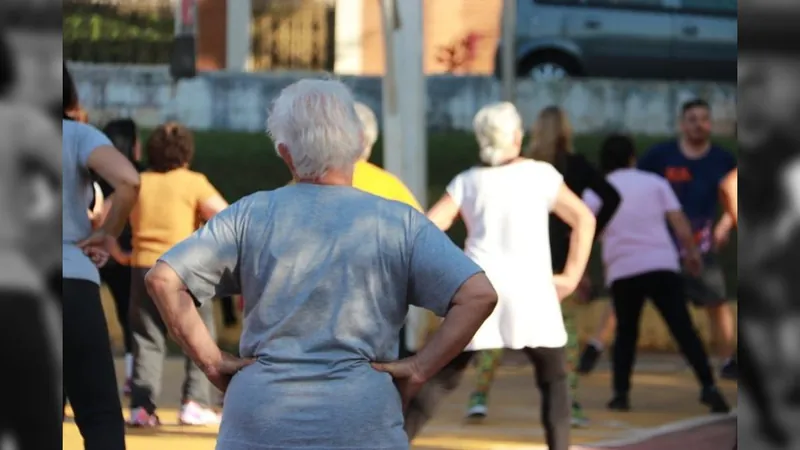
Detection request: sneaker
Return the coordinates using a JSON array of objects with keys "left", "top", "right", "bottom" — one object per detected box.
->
[
  {"left": 607, "top": 395, "right": 630, "bottom": 412},
  {"left": 577, "top": 344, "right": 602, "bottom": 374},
  {"left": 720, "top": 359, "right": 738, "bottom": 380},
  {"left": 571, "top": 401, "right": 589, "bottom": 427},
  {"left": 179, "top": 401, "right": 222, "bottom": 426},
  {"left": 700, "top": 386, "right": 730, "bottom": 413},
  {"left": 465, "top": 393, "right": 488, "bottom": 420},
  {"left": 127, "top": 407, "right": 161, "bottom": 428}
]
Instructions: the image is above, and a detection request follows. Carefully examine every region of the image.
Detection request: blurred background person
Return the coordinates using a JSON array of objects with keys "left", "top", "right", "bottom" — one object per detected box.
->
[
  {"left": 585, "top": 134, "right": 729, "bottom": 414},
  {"left": 62, "top": 63, "right": 140, "bottom": 449},
  {"left": 143, "top": 78, "right": 497, "bottom": 450},
  {"left": 0, "top": 28, "right": 63, "bottom": 450},
  {"left": 636, "top": 99, "right": 737, "bottom": 379},
  {"left": 406, "top": 102, "right": 597, "bottom": 450},
  {"left": 464, "top": 106, "right": 620, "bottom": 427},
  {"left": 127, "top": 122, "right": 228, "bottom": 427},
  {"left": 95, "top": 118, "right": 144, "bottom": 394}
]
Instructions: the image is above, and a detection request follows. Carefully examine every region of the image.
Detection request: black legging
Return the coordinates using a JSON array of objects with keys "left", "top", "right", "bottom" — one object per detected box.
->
[
  {"left": 100, "top": 263, "right": 133, "bottom": 353},
  {"left": 63, "top": 278, "right": 126, "bottom": 449},
  {"left": 405, "top": 347, "right": 570, "bottom": 450},
  {"left": 0, "top": 290, "right": 62, "bottom": 450},
  {"left": 610, "top": 270, "right": 715, "bottom": 396}
]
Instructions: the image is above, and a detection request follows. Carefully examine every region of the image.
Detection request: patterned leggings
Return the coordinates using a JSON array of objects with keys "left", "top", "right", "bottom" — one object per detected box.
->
[{"left": 469, "top": 304, "right": 579, "bottom": 408}]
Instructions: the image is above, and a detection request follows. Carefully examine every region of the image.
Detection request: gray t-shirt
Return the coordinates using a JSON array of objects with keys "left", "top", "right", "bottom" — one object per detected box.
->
[
  {"left": 160, "top": 184, "right": 482, "bottom": 450},
  {"left": 62, "top": 120, "right": 112, "bottom": 284}
]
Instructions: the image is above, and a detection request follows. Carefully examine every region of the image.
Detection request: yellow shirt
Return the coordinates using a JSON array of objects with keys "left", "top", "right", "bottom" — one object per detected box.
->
[
  {"left": 287, "top": 160, "right": 423, "bottom": 211},
  {"left": 352, "top": 161, "right": 423, "bottom": 211},
  {"left": 130, "top": 168, "right": 221, "bottom": 267}
]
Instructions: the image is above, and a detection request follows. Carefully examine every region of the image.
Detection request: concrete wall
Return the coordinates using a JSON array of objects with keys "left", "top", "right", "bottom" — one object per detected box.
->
[{"left": 70, "top": 63, "right": 737, "bottom": 136}]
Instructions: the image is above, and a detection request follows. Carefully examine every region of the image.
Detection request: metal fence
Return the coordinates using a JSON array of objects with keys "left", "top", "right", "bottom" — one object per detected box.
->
[
  {"left": 63, "top": 0, "right": 335, "bottom": 70},
  {"left": 64, "top": 0, "right": 175, "bottom": 64}
]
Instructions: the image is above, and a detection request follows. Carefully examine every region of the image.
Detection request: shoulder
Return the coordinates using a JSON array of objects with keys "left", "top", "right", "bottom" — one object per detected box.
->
[
  {"left": 709, "top": 144, "right": 736, "bottom": 162},
  {"left": 525, "top": 159, "right": 562, "bottom": 177},
  {"left": 646, "top": 140, "right": 678, "bottom": 155}
]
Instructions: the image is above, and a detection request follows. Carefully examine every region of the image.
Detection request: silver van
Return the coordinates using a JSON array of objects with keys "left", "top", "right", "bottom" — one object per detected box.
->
[{"left": 498, "top": 0, "right": 737, "bottom": 82}]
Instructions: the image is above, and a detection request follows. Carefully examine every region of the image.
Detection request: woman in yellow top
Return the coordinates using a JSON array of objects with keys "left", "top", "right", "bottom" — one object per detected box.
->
[{"left": 128, "top": 122, "right": 229, "bottom": 427}]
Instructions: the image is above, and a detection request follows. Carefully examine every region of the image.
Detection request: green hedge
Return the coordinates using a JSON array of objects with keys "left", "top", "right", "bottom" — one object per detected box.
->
[{"left": 144, "top": 129, "right": 739, "bottom": 295}]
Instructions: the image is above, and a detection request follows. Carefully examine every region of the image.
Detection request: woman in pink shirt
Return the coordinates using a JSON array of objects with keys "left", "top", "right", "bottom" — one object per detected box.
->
[{"left": 583, "top": 134, "right": 729, "bottom": 414}]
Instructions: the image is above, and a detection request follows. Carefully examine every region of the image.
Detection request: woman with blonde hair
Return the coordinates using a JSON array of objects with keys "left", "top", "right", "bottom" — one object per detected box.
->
[
  {"left": 405, "top": 102, "right": 597, "bottom": 450},
  {"left": 464, "top": 106, "right": 621, "bottom": 427}
]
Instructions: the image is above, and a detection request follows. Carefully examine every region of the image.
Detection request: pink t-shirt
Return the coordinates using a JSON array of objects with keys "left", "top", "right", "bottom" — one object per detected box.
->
[{"left": 583, "top": 168, "right": 682, "bottom": 285}]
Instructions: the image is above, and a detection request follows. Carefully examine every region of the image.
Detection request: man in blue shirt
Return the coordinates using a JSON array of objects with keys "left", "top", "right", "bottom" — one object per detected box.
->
[{"left": 638, "top": 99, "right": 737, "bottom": 379}]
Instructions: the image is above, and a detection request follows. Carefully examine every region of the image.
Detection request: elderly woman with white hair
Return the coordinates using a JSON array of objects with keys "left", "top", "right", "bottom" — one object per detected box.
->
[
  {"left": 143, "top": 78, "right": 498, "bottom": 450},
  {"left": 403, "top": 102, "right": 596, "bottom": 450}
]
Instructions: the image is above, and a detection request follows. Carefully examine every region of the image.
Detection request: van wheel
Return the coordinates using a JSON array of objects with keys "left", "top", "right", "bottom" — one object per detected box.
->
[{"left": 518, "top": 52, "right": 581, "bottom": 81}]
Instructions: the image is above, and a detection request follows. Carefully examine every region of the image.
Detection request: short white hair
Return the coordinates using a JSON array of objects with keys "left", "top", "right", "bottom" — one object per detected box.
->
[
  {"left": 266, "top": 79, "right": 363, "bottom": 178},
  {"left": 473, "top": 102, "right": 522, "bottom": 166},
  {"left": 354, "top": 102, "right": 378, "bottom": 160}
]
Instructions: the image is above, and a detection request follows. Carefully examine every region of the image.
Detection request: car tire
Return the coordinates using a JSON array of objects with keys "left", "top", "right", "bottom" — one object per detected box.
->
[{"left": 518, "top": 51, "right": 581, "bottom": 82}]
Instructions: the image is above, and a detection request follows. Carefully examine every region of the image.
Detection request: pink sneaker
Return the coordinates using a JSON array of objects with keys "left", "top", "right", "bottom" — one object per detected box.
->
[
  {"left": 179, "top": 401, "right": 221, "bottom": 426},
  {"left": 127, "top": 407, "right": 161, "bottom": 428}
]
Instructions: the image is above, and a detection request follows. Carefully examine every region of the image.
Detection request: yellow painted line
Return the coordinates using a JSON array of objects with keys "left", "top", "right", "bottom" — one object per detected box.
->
[{"left": 413, "top": 436, "right": 547, "bottom": 449}]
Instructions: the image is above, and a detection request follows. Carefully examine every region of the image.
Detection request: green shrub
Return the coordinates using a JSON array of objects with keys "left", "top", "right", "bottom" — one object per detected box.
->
[{"left": 143, "top": 129, "right": 739, "bottom": 295}]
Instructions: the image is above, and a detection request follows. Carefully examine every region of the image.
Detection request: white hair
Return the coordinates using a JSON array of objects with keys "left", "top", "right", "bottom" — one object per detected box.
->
[
  {"left": 353, "top": 102, "right": 378, "bottom": 160},
  {"left": 473, "top": 102, "right": 523, "bottom": 166},
  {"left": 266, "top": 79, "right": 363, "bottom": 178}
]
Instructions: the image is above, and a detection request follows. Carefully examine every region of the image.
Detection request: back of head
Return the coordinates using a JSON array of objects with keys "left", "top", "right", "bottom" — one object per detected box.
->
[
  {"left": 102, "top": 119, "right": 139, "bottom": 164},
  {"left": 473, "top": 102, "right": 522, "bottom": 166},
  {"left": 599, "top": 134, "right": 636, "bottom": 174},
  {"left": 146, "top": 121, "right": 194, "bottom": 173},
  {"left": 63, "top": 63, "right": 79, "bottom": 119},
  {"left": 527, "top": 106, "right": 572, "bottom": 170},
  {"left": 267, "top": 79, "right": 363, "bottom": 178},
  {"left": 354, "top": 102, "right": 378, "bottom": 161}
]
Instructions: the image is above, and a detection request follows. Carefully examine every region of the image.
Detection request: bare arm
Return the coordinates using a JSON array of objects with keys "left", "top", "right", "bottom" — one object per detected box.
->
[
  {"left": 551, "top": 184, "right": 596, "bottom": 282},
  {"left": 198, "top": 195, "right": 229, "bottom": 222},
  {"left": 406, "top": 273, "right": 497, "bottom": 380},
  {"left": 145, "top": 263, "right": 222, "bottom": 372},
  {"left": 666, "top": 210, "right": 701, "bottom": 258},
  {"left": 720, "top": 169, "right": 737, "bottom": 226},
  {"left": 426, "top": 193, "right": 460, "bottom": 231},
  {"left": 86, "top": 146, "right": 141, "bottom": 238}
]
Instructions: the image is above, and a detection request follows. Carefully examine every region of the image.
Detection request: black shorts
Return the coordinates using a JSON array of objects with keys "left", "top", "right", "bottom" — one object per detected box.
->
[{"left": 682, "top": 257, "right": 728, "bottom": 307}]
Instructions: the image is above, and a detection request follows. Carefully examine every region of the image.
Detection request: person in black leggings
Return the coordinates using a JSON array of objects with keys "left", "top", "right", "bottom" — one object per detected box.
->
[
  {"left": 95, "top": 118, "right": 144, "bottom": 392},
  {"left": 63, "top": 64, "right": 141, "bottom": 449}
]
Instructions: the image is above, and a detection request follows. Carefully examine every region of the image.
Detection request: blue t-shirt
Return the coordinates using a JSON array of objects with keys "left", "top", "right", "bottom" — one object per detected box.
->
[
  {"left": 160, "top": 184, "right": 482, "bottom": 449},
  {"left": 638, "top": 140, "right": 736, "bottom": 254}
]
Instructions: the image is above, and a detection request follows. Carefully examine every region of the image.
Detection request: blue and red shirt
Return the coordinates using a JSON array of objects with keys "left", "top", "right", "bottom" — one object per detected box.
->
[{"left": 638, "top": 140, "right": 736, "bottom": 254}]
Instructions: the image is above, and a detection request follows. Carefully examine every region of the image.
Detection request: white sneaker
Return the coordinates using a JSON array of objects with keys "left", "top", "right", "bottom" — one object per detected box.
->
[
  {"left": 178, "top": 401, "right": 221, "bottom": 426},
  {"left": 465, "top": 403, "right": 488, "bottom": 419}
]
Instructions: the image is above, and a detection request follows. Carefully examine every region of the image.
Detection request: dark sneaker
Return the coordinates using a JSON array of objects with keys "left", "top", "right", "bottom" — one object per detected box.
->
[
  {"left": 607, "top": 395, "right": 630, "bottom": 412},
  {"left": 700, "top": 386, "right": 730, "bottom": 413},
  {"left": 571, "top": 401, "right": 589, "bottom": 427},
  {"left": 720, "top": 359, "right": 738, "bottom": 380},
  {"left": 577, "top": 344, "right": 602, "bottom": 374}
]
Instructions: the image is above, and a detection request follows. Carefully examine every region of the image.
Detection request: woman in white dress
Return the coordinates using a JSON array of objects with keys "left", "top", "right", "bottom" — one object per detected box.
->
[{"left": 403, "top": 102, "right": 596, "bottom": 450}]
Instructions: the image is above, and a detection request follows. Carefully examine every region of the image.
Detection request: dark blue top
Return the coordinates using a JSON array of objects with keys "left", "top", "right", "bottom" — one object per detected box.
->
[{"left": 638, "top": 140, "right": 736, "bottom": 254}]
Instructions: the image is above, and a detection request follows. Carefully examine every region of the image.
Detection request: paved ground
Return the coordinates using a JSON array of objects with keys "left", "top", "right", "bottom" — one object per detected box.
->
[{"left": 63, "top": 353, "right": 738, "bottom": 449}]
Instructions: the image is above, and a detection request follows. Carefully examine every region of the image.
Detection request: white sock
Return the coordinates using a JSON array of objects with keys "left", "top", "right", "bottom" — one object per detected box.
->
[
  {"left": 589, "top": 338, "right": 604, "bottom": 352},
  {"left": 125, "top": 353, "right": 133, "bottom": 378}
]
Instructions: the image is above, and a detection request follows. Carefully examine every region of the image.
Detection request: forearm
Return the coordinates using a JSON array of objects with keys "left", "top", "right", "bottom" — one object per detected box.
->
[
  {"left": 668, "top": 212, "right": 700, "bottom": 255},
  {"left": 146, "top": 273, "right": 222, "bottom": 371},
  {"left": 101, "top": 186, "right": 138, "bottom": 237},
  {"left": 716, "top": 212, "right": 735, "bottom": 234},
  {"left": 412, "top": 300, "right": 495, "bottom": 380},
  {"left": 562, "top": 215, "right": 596, "bottom": 279}
]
